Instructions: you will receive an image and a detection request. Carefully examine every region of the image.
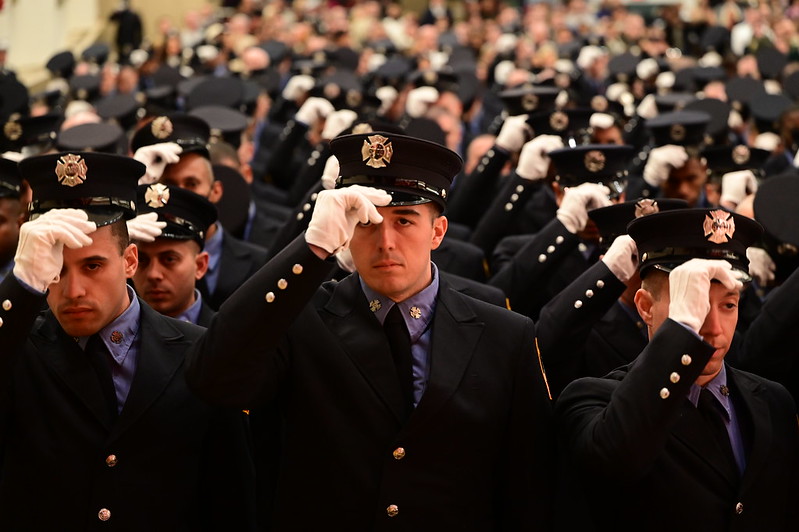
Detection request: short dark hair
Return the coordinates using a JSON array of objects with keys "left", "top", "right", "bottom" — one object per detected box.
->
[{"left": 108, "top": 219, "right": 130, "bottom": 255}]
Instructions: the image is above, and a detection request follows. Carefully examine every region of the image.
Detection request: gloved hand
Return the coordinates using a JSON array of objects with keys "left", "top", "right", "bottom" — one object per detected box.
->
[
  {"left": 589, "top": 112, "right": 615, "bottom": 130},
  {"left": 133, "top": 142, "right": 183, "bottom": 185},
  {"left": 601, "top": 235, "right": 639, "bottom": 282},
  {"left": 320, "top": 155, "right": 340, "bottom": 190},
  {"left": 282, "top": 74, "right": 315, "bottom": 101},
  {"left": 668, "top": 258, "right": 742, "bottom": 334},
  {"left": 746, "top": 247, "right": 776, "bottom": 286},
  {"left": 13, "top": 209, "right": 97, "bottom": 292},
  {"left": 295, "top": 97, "right": 335, "bottom": 127},
  {"left": 643, "top": 144, "right": 688, "bottom": 188},
  {"left": 334, "top": 248, "right": 356, "bottom": 273},
  {"left": 376, "top": 85, "right": 398, "bottom": 116},
  {"left": 127, "top": 212, "right": 167, "bottom": 243},
  {"left": 636, "top": 93, "right": 658, "bottom": 120},
  {"left": 305, "top": 185, "right": 392, "bottom": 255},
  {"left": 405, "top": 86, "right": 439, "bottom": 118},
  {"left": 321, "top": 109, "right": 358, "bottom": 141},
  {"left": 495, "top": 114, "right": 531, "bottom": 152},
  {"left": 720, "top": 169, "right": 758, "bottom": 207},
  {"left": 555, "top": 182, "right": 612, "bottom": 234},
  {"left": 516, "top": 134, "right": 564, "bottom": 181}
]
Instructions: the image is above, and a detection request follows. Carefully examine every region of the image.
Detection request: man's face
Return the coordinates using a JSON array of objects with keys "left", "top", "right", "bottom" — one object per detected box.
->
[
  {"left": 349, "top": 202, "right": 447, "bottom": 302},
  {"left": 664, "top": 157, "right": 707, "bottom": 207},
  {"left": 637, "top": 273, "right": 740, "bottom": 385},
  {"left": 133, "top": 238, "right": 208, "bottom": 318},
  {"left": 160, "top": 153, "right": 222, "bottom": 202},
  {"left": 0, "top": 197, "right": 23, "bottom": 266},
  {"left": 48, "top": 225, "right": 138, "bottom": 337}
]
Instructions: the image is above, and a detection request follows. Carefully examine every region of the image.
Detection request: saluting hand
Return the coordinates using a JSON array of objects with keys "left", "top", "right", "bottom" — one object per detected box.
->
[{"left": 668, "top": 258, "right": 743, "bottom": 334}]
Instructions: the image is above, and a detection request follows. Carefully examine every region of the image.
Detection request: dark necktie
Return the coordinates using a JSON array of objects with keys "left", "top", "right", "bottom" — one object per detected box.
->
[
  {"left": 85, "top": 334, "right": 118, "bottom": 422},
  {"left": 383, "top": 304, "right": 414, "bottom": 416},
  {"left": 698, "top": 387, "right": 737, "bottom": 473}
]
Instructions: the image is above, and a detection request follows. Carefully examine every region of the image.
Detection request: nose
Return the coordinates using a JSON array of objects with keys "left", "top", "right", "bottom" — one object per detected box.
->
[
  {"left": 375, "top": 222, "right": 396, "bottom": 251},
  {"left": 145, "top": 261, "right": 164, "bottom": 281},
  {"left": 699, "top": 304, "right": 723, "bottom": 339},
  {"left": 59, "top": 271, "right": 86, "bottom": 300}
]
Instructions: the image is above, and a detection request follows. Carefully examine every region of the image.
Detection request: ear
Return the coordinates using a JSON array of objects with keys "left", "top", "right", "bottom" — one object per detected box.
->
[
  {"left": 195, "top": 251, "right": 210, "bottom": 280},
  {"left": 430, "top": 214, "right": 447, "bottom": 250},
  {"left": 634, "top": 287, "right": 654, "bottom": 327},
  {"left": 208, "top": 179, "right": 224, "bottom": 203},
  {"left": 123, "top": 243, "right": 138, "bottom": 278}
]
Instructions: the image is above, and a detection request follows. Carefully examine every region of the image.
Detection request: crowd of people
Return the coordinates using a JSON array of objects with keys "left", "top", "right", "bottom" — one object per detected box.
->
[{"left": 1, "top": 0, "right": 799, "bottom": 530}]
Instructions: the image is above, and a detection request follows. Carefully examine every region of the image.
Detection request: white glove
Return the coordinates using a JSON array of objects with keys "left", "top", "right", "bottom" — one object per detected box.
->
[
  {"left": 643, "top": 144, "right": 688, "bottom": 188},
  {"left": 405, "top": 86, "right": 439, "bottom": 118},
  {"left": 295, "top": 97, "right": 335, "bottom": 127},
  {"left": 495, "top": 114, "right": 532, "bottom": 152},
  {"left": 720, "top": 170, "right": 758, "bottom": 207},
  {"left": 320, "top": 155, "right": 339, "bottom": 190},
  {"left": 376, "top": 85, "right": 398, "bottom": 116},
  {"left": 334, "top": 248, "right": 356, "bottom": 273},
  {"left": 556, "top": 182, "right": 612, "bottom": 234},
  {"left": 636, "top": 93, "right": 658, "bottom": 120},
  {"left": 13, "top": 209, "right": 97, "bottom": 292},
  {"left": 746, "top": 247, "right": 776, "bottom": 286},
  {"left": 127, "top": 212, "right": 167, "bottom": 243},
  {"left": 590, "top": 112, "right": 615, "bottom": 130},
  {"left": 133, "top": 142, "right": 183, "bottom": 185},
  {"left": 601, "top": 235, "right": 639, "bottom": 282},
  {"left": 516, "top": 135, "right": 564, "bottom": 181},
  {"left": 305, "top": 185, "right": 392, "bottom": 255},
  {"left": 282, "top": 74, "right": 315, "bottom": 101},
  {"left": 321, "top": 109, "right": 358, "bottom": 141},
  {"left": 668, "top": 258, "right": 742, "bottom": 334}
]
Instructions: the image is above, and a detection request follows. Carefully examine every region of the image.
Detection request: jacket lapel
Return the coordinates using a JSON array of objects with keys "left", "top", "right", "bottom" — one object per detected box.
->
[
  {"left": 729, "top": 369, "right": 772, "bottom": 492},
  {"left": 110, "top": 303, "right": 189, "bottom": 438},
  {"left": 323, "top": 275, "right": 407, "bottom": 423},
  {"left": 31, "top": 313, "right": 113, "bottom": 429}
]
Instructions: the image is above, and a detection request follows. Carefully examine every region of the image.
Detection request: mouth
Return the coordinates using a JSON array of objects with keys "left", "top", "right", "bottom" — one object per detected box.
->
[
  {"left": 61, "top": 307, "right": 93, "bottom": 317},
  {"left": 373, "top": 261, "right": 402, "bottom": 270}
]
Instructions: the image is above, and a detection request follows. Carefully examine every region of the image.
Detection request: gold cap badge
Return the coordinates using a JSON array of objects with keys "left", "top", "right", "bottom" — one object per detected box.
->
[
  {"left": 549, "top": 111, "right": 569, "bottom": 132},
  {"left": 591, "top": 95, "right": 608, "bottom": 112},
  {"left": 584, "top": 150, "right": 606, "bottom": 173},
  {"left": 151, "top": 116, "right": 173, "bottom": 139},
  {"left": 522, "top": 93, "right": 539, "bottom": 111},
  {"left": 362, "top": 134, "right": 393, "bottom": 169},
  {"left": 670, "top": 124, "right": 686, "bottom": 142},
  {"left": 703, "top": 209, "right": 735, "bottom": 244},
  {"left": 3, "top": 120, "right": 21, "bottom": 141},
  {"left": 55, "top": 154, "right": 88, "bottom": 187},
  {"left": 732, "top": 145, "right": 750, "bottom": 165},
  {"left": 634, "top": 199, "right": 659, "bottom": 218},
  {"left": 144, "top": 183, "right": 171, "bottom": 208}
]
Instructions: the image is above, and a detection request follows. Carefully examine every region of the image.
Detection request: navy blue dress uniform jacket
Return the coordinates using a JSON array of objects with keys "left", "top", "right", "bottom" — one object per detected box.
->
[
  {"left": 198, "top": 229, "right": 269, "bottom": 311},
  {"left": 0, "top": 275, "right": 256, "bottom": 532},
  {"left": 556, "top": 319, "right": 799, "bottom": 531},
  {"left": 186, "top": 236, "right": 555, "bottom": 531}
]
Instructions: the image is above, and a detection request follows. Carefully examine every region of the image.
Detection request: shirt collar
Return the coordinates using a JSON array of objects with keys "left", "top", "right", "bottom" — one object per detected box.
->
[
  {"left": 360, "top": 262, "right": 440, "bottom": 342},
  {"left": 204, "top": 221, "right": 224, "bottom": 273},
  {"left": 175, "top": 289, "right": 204, "bottom": 325},
  {"left": 78, "top": 285, "right": 141, "bottom": 365},
  {"left": 688, "top": 363, "right": 732, "bottom": 419}
]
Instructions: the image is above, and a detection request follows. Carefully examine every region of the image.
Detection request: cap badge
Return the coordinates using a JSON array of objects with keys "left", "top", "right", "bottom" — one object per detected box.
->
[
  {"left": 634, "top": 199, "right": 659, "bottom": 218},
  {"left": 144, "top": 183, "right": 171, "bottom": 208},
  {"left": 423, "top": 71, "right": 438, "bottom": 85},
  {"left": 369, "top": 299, "right": 382, "bottom": 312},
  {"left": 670, "top": 124, "right": 686, "bottom": 142},
  {"left": 732, "top": 145, "right": 750, "bottom": 165},
  {"left": 584, "top": 150, "right": 606, "bottom": 173},
  {"left": 353, "top": 123, "right": 374, "bottom": 135},
  {"left": 719, "top": 384, "right": 730, "bottom": 397},
  {"left": 703, "top": 209, "right": 736, "bottom": 244},
  {"left": 346, "top": 90, "right": 362, "bottom": 108},
  {"left": 409, "top": 306, "right": 422, "bottom": 319},
  {"left": 362, "top": 134, "right": 393, "bottom": 169},
  {"left": 324, "top": 83, "right": 341, "bottom": 100},
  {"left": 110, "top": 331, "right": 124, "bottom": 344},
  {"left": 777, "top": 243, "right": 799, "bottom": 256},
  {"left": 591, "top": 95, "right": 609, "bottom": 112},
  {"left": 550, "top": 111, "right": 569, "bottom": 132},
  {"left": 3, "top": 120, "right": 21, "bottom": 141},
  {"left": 151, "top": 116, "right": 173, "bottom": 139},
  {"left": 522, "top": 93, "right": 539, "bottom": 111},
  {"left": 55, "top": 154, "right": 88, "bottom": 187}
]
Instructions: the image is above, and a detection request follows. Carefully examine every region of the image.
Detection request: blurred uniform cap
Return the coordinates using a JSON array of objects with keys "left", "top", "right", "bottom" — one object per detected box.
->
[
  {"left": 1, "top": 112, "right": 62, "bottom": 152},
  {"left": 130, "top": 113, "right": 210, "bottom": 156},
  {"left": 654, "top": 93, "right": 697, "bottom": 114},
  {"left": 0, "top": 157, "right": 21, "bottom": 199},
  {"left": 608, "top": 52, "right": 639, "bottom": 84},
  {"left": 753, "top": 174, "right": 799, "bottom": 283},
  {"left": 82, "top": 43, "right": 110, "bottom": 66},
  {"left": 756, "top": 47, "right": 787, "bottom": 80},
  {"left": 701, "top": 144, "right": 770, "bottom": 176},
  {"left": 646, "top": 110, "right": 711, "bottom": 148},
  {"left": 499, "top": 84, "right": 560, "bottom": 116},
  {"left": 725, "top": 76, "right": 764, "bottom": 118},
  {"left": 69, "top": 74, "right": 101, "bottom": 102},
  {"left": 749, "top": 92, "right": 792, "bottom": 134},
  {"left": 0, "top": 75, "right": 29, "bottom": 119},
  {"left": 185, "top": 76, "right": 245, "bottom": 111},
  {"left": 95, "top": 92, "right": 145, "bottom": 131},
  {"left": 21, "top": 151, "right": 143, "bottom": 226},
  {"left": 46, "top": 51, "right": 76, "bottom": 79},
  {"left": 549, "top": 144, "right": 635, "bottom": 199},
  {"left": 57, "top": 122, "right": 126, "bottom": 154},
  {"left": 527, "top": 108, "right": 593, "bottom": 140},
  {"left": 684, "top": 98, "right": 731, "bottom": 145},
  {"left": 189, "top": 105, "right": 248, "bottom": 148},
  {"left": 589, "top": 197, "right": 688, "bottom": 249}
]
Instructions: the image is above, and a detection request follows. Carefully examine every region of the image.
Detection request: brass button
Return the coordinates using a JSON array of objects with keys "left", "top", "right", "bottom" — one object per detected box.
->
[
  {"left": 2, "top": 299, "right": 10, "bottom": 311},
  {"left": 277, "top": 278, "right": 288, "bottom": 290},
  {"left": 735, "top": 502, "right": 743, "bottom": 514},
  {"left": 510, "top": 193, "right": 519, "bottom": 202},
  {"left": 681, "top": 354, "right": 692, "bottom": 366},
  {"left": 504, "top": 203, "right": 513, "bottom": 211},
  {"left": 556, "top": 236, "right": 565, "bottom": 244},
  {"left": 265, "top": 292, "right": 275, "bottom": 303},
  {"left": 0, "top": 317, "right": 3, "bottom": 328},
  {"left": 574, "top": 300, "right": 583, "bottom": 309},
  {"left": 393, "top": 447, "right": 405, "bottom": 460},
  {"left": 670, "top": 372, "right": 680, "bottom": 384},
  {"left": 292, "top": 264, "right": 303, "bottom": 275},
  {"left": 596, "top": 280, "right": 605, "bottom": 288},
  {"left": 296, "top": 213, "right": 304, "bottom": 220},
  {"left": 106, "top": 454, "right": 118, "bottom": 467},
  {"left": 659, "top": 388, "right": 670, "bottom": 399},
  {"left": 386, "top": 504, "right": 399, "bottom": 517},
  {"left": 585, "top": 289, "right": 594, "bottom": 298},
  {"left": 538, "top": 254, "right": 547, "bottom": 263},
  {"left": 547, "top": 245, "right": 555, "bottom": 253},
  {"left": 98, "top": 508, "right": 111, "bottom": 521}
]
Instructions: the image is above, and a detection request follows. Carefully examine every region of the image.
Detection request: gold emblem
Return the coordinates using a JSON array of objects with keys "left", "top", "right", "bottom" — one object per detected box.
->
[
  {"left": 555, "top": 73, "right": 570, "bottom": 89},
  {"left": 522, "top": 93, "right": 539, "bottom": 111},
  {"left": 719, "top": 384, "right": 730, "bottom": 397},
  {"left": 409, "top": 306, "right": 422, "bottom": 319},
  {"left": 313, "top": 50, "right": 326, "bottom": 64},
  {"left": 778, "top": 243, "right": 799, "bottom": 256},
  {"left": 323, "top": 83, "right": 341, "bottom": 101},
  {"left": 423, "top": 71, "right": 438, "bottom": 85},
  {"left": 670, "top": 124, "right": 686, "bottom": 142},
  {"left": 703, "top": 209, "right": 736, "bottom": 244},
  {"left": 55, "top": 154, "right": 88, "bottom": 187},
  {"left": 346, "top": 90, "right": 362, "bottom": 108},
  {"left": 634, "top": 199, "right": 659, "bottom": 218},
  {"left": 549, "top": 111, "right": 569, "bottom": 132},
  {"left": 584, "top": 150, "right": 606, "bottom": 173},
  {"left": 591, "top": 95, "right": 609, "bottom": 112},
  {"left": 151, "top": 116, "right": 173, "bottom": 139},
  {"left": 362, "top": 134, "right": 393, "bottom": 169},
  {"left": 732, "top": 145, "right": 750, "bottom": 165},
  {"left": 144, "top": 183, "right": 171, "bottom": 208},
  {"left": 369, "top": 299, "right": 382, "bottom": 312},
  {"left": 110, "top": 331, "right": 124, "bottom": 344},
  {"left": 3, "top": 120, "right": 21, "bottom": 141}
]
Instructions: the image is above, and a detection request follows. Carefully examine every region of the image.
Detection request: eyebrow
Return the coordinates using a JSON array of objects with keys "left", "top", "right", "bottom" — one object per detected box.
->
[{"left": 391, "top": 208, "right": 422, "bottom": 216}]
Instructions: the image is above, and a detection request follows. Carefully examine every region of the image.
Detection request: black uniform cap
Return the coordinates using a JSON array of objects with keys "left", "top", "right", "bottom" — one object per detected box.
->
[
  {"left": 628, "top": 208, "right": 763, "bottom": 280},
  {"left": 136, "top": 183, "right": 217, "bottom": 248},
  {"left": 749, "top": 92, "right": 792, "bottom": 134},
  {"left": 499, "top": 84, "right": 560, "bottom": 116},
  {"left": 1, "top": 113, "right": 62, "bottom": 152},
  {"left": 56, "top": 123, "right": 126, "bottom": 154},
  {"left": 189, "top": 105, "right": 248, "bottom": 148},
  {"left": 0, "top": 75, "right": 29, "bottom": 119},
  {"left": 753, "top": 174, "right": 799, "bottom": 283},
  {"left": 654, "top": 93, "right": 697, "bottom": 114},
  {"left": 69, "top": 74, "right": 102, "bottom": 102},
  {"left": 527, "top": 108, "right": 593, "bottom": 140},
  {"left": 95, "top": 93, "right": 144, "bottom": 131},
  {"left": 646, "top": 110, "right": 711, "bottom": 148},
  {"left": 0, "top": 157, "right": 21, "bottom": 199},
  {"left": 588, "top": 198, "right": 688, "bottom": 249},
  {"left": 82, "top": 43, "right": 110, "bottom": 66},
  {"left": 549, "top": 144, "right": 635, "bottom": 199},
  {"left": 330, "top": 131, "right": 462, "bottom": 210},
  {"left": 701, "top": 144, "right": 770, "bottom": 176},
  {"left": 684, "top": 98, "right": 731, "bottom": 145},
  {"left": 21, "top": 151, "right": 143, "bottom": 226},
  {"left": 46, "top": 51, "right": 75, "bottom": 79},
  {"left": 130, "top": 113, "right": 210, "bottom": 156},
  {"left": 185, "top": 76, "right": 245, "bottom": 111}
]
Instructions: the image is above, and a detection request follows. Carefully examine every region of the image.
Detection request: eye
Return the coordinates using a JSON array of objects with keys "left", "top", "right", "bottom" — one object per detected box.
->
[
  {"left": 397, "top": 217, "right": 412, "bottom": 226},
  {"left": 85, "top": 262, "right": 102, "bottom": 272}
]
